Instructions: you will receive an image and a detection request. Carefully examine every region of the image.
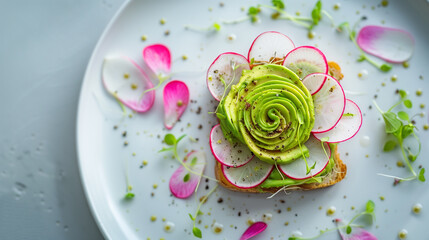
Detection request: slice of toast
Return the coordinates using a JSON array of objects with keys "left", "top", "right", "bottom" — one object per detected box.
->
[{"left": 214, "top": 145, "right": 347, "bottom": 193}]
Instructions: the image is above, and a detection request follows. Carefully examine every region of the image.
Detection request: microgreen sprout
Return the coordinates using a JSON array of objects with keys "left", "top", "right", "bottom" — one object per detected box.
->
[
  {"left": 288, "top": 200, "right": 376, "bottom": 240},
  {"left": 374, "top": 90, "right": 424, "bottom": 184},
  {"left": 124, "top": 158, "right": 135, "bottom": 200},
  {"left": 337, "top": 21, "right": 392, "bottom": 72},
  {"left": 188, "top": 185, "right": 218, "bottom": 238},
  {"left": 184, "top": 22, "right": 222, "bottom": 32},
  {"left": 160, "top": 134, "right": 218, "bottom": 182}
]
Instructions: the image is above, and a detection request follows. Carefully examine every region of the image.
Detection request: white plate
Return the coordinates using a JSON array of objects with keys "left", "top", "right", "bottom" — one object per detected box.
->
[{"left": 77, "top": 0, "right": 429, "bottom": 239}]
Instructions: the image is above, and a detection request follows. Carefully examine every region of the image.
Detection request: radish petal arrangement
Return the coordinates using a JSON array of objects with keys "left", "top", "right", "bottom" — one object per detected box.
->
[
  {"left": 102, "top": 44, "right": 189, "bottom": 129},
  {"left": 208, "top": 31, "right": 363, "bottom": 188}
]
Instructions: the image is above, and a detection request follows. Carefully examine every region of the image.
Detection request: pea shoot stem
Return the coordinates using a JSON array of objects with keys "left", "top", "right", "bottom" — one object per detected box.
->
[
  {"left": 400, "top": 142, "right": 417, "bottom": 177},
  {"left": 191, "top": 185, "right": 218, "bottom": 230}
]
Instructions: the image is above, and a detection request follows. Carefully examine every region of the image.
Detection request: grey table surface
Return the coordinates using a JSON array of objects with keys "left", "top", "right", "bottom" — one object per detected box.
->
[{"left": 0, "top": 1, "right": 125, "bottom": 239}]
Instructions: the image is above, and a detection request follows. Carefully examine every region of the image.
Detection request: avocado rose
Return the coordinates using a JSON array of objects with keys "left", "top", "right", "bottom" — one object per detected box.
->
[
  {"left": 207, "top": 31, "right": 362, "bottom": 190},
  {"left": 217, "top": 64, "right": 314, "bottom": 164}
]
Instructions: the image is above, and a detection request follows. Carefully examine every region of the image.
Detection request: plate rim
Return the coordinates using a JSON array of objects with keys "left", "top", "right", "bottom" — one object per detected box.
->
[{"left": 76, "top": 0, "right": 132, "bottom": 239}]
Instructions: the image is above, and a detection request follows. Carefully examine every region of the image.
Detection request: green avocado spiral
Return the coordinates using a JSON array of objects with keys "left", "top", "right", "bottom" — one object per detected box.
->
[{"left": 218, "top": 64, "right": 315, "bottom": 164}]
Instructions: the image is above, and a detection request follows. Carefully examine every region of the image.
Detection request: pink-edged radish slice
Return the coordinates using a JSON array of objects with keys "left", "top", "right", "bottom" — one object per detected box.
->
[
  {"left": 283, "top": 46, "right": 328, "bottom": 79},
  {"left": 357, "top": 25, "right": 414, "bottom": 63},
  {"left": 240, "top": 222, "right": 268, "bottom": 240},
  {"left": 207, "top": 52, "right": 250, "bottom": 101},
  {"left": 248, "top": 31, "right": 295, "bottom": 64},
  {"left": 279, "top": 136, "right": 331, "bottom": 180},
  {"left": 163, "top": 80, "right": 189, "bottom": 130},
  {"left": 102, "top": 56, "right": 155, "bottom": 112},
  {"left": 143, "top": 44, "right": 171, "bottom": 80},
  {"left": 169, "top": 151, "right": 206, "bottom": 199},
  {"left": 222, "top": 157, "right": 273, "bottom": 189},
  {"left": 210, "top": 124, "right": 253, "bottom": 167},
  {"left": 311, "top": 73, "right": 346, "bottom": 133},
  {"left": 302, "top": 72, "right": 327, "bottom": 95},
  {"left": 313, "top": 99, "right": 362, "bottom": 143},
  {"left": 335, "top": 219, "right": 378, "bottom": 240}
]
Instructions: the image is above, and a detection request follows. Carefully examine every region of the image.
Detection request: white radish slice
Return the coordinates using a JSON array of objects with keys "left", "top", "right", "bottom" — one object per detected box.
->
[
  {"left": 169, "top": 151, "right": 206, "bottom": 199},
  {"left": 302, "top": 72, "right": 327, "bottom": 95},
  {"left": 357, "top": 25, "right": 414, "bottom": 63},
  {"left": 283, "top": 46, "right": 328, "bottom": 79},
  {"left": 222, "top": 157, "right": 274, "bottom": 189},
  {"left": 313, "top": 99, "right": 363, "bottom": 143},
  {"left": 102, "top": 56, "right": 155, "bottom": 112},
  {"left": 248, "top": 31, "right": 295, "bottom": 63},
  {"left": 311, "top": 73, "right": 346, "bottom": 133},
  {"left": 163, "top": 80, "right": 189, "bottom": 130},
  {"left": 210, "top": 124, "right": 253, "bottom": 167},
  {"left": 207, "top": 52, "right": 250, "bottom": 101},
  {"left": 279, "top": 136, "right": 331, "bottom": 180}
]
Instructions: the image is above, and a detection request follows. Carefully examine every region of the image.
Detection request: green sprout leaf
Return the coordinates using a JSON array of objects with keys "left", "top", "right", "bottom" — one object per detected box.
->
[
  {"left": 310, "top": 0, "right": 322, "bottom": 29},
  {"left": 183, "top": 173, "right": 191, "bottom": 182},
  {"left": 383, "top": 140, "right": 397, "bottom": 152},
  {"left": 288, "top": 238, "right": 297, "bottom": 240},
  {"left": 398, "top": 90, "right": 407, "bottom": 99},
  {"left": 408, "top": 154, "right": 417, "bottom": 162},
  {"left": 189, "top": 213, "right": 195, "bottom": 221},
  {"left": 190, "top": 157, "right": 198, "bottom": 166},
  {"left": 357, "top": 54, "right": 366, "bottom": 62},
  {"left": 419, "top": 168, "right": 426, "bottom": 182},
  {"left": 248, "top": 6, "right": 261, "bottom": 23},
  {"left": 212, "top": 22, "right": 221, "bottom": 31},
  {"left": 158, "top": 147, "right": 174, "bottom": 153},
  {"left": 401, "top": 124, "right": 414, "bottom": 139},
  {"left": 164, "top": 134, "right": 177, "bottom": 145},
  {"left": 366, "top": 200, "right": 375, "bottom": 213},
  {"left": 343, "top": 113, "right": 355, "bottom": 117},
  {"left": 382, "top": 112, "right": 402, "bottom": 133},
  {"left": 336, "top": 22, "right": 349, "bottom": 32},
  {"left": 397, "top": 111, "right": 409, "bottom": 121},
  {"left": 272, "top": 0, "right": 285, "bottom": 10},
  {"left": 346, "top": 225, "right": 352, "bottom": 234},
  {"left": 124, "top": 192, "right": 135, "bottom": 199},
  {"left": 192, "top": 227, "right": 202, "bottom": 238},
  {"left": 380, "top": 64, "right": 392, "bottom": 72},
  {"left": 403, "top": 99, "right": 412, "bottom": 109}
]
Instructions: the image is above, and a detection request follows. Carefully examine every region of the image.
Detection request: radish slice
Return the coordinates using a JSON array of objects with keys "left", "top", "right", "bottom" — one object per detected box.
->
[
  {"left": 210, "top": 124, "right": 253, "bottom": 167},
  {"left": 311, "top": 73, "right": 346, "bottom": 133},
  {"left": 143, "top": 44, "right": 172, "bottom": 80},
  {"left": 240, "top": 222, "right": 268, "bottom": 240},
  {"left": 248, "top": 31, "right": 295, "bottom": 64},
  {"left": 163, "top": 80, "right": 189, "bottom": 130},
  {"left": 222, "top": 157, "right": 273, "bottom": 189},
  {"left": 279, "top": 136, "right": 331, "bottom": 180},
  {"left": 313, "top": 99, "right": 362, "bottom": 143},
  {"left": 102, "top": 56, "right": 155, "bottom": 112},
  {"left": 357, "top": 25, "right": 414, "bottom": 63},
  {"left": 169, "top": 151, "right": 206, "bottom": 199},
  {"left": 283, "top": 46, "right": 328, "bottom": 79},
  {"left": 207, "top": 52, "right": 250, "bottom": 101},
  {"left": 301, "top": 72, "right": 327, "bottom": 95}
]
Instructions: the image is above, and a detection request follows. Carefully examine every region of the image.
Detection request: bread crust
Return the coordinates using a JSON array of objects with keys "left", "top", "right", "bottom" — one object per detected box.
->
[{"left": 214, "top": 145, "right": 347, "bottom": 193}]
